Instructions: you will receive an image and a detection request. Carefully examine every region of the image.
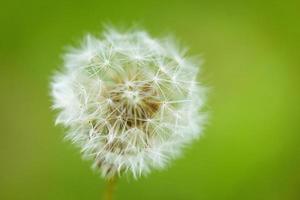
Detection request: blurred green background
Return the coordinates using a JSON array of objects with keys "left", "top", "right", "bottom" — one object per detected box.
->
[{"left": 1, "top": 0, "right": 299, "bottom": 199}]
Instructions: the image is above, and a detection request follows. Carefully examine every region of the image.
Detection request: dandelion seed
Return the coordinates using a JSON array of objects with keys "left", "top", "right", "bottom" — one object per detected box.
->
[{"left": 51, "top": 27, "right": 206, "bottom": 179}]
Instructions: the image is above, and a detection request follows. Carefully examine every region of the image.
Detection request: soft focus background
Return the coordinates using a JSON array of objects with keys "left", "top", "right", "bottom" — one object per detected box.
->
[{"left": 1, "top": 0, "right": 299, "bottom": 199}]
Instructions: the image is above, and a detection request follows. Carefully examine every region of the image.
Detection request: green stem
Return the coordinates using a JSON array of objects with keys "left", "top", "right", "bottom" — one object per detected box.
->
[{"left": 103, "top": 176, "right": 117, "bottom": 200}]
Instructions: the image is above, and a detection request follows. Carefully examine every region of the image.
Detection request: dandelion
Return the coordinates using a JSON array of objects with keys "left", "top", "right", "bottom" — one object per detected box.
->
[{"left": 51, "top": 27, "right": 206, "bottom": 190}]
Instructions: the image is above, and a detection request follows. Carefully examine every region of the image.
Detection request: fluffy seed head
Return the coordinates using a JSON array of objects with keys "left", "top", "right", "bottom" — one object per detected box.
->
[{"left": 51, "top": 28, "right": 206, "bottom": 179}]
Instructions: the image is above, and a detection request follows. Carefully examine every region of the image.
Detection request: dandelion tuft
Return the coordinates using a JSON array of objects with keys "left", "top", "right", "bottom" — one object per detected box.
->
[{"left": 51, "top": 27, "right": 206, "bottom": 179}]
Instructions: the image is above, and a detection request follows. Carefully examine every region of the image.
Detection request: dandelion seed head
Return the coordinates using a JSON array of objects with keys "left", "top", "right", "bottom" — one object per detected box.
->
[{"left": 51, "top": 27, "right": 206, "bottom": 179}]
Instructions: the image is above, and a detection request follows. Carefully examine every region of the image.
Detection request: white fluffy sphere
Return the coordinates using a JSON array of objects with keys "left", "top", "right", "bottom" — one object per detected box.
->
[{"left": 51, "top": 28, "right": 206, "bottom": 178}]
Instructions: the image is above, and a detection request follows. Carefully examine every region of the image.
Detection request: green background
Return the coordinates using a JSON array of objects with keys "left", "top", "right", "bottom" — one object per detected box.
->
[{"left": 1, "top": 0, "right": 299, "bottom": 199}]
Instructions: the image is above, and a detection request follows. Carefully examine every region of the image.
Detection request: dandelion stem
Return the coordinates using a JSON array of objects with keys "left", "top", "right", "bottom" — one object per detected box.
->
[{"left": 103, "top": 176, "right": 117, "bottom": 200}]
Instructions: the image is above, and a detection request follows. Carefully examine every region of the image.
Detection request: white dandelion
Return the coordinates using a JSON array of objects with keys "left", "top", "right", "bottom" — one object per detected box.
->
[{"left": 51, "top": 27, "right": 206, "bottom": 180}]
